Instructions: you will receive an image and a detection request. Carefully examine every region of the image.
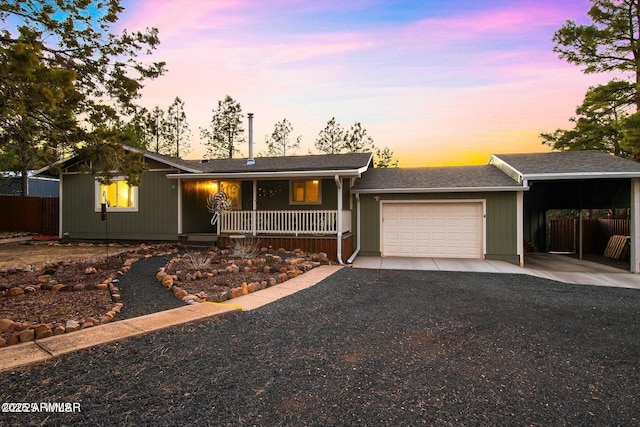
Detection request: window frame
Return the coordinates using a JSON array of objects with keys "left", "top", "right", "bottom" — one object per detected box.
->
[
  {"left": 94, "top": 177, "right": 139, "bottom": 212},
  {"left": 289, "top": 179, "right": 322, "bottom": 205}
]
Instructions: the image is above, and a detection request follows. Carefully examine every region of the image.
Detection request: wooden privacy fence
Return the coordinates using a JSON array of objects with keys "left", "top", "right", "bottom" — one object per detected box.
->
[
  {"left": 548, "top": 218, "right": 629, "bottom": 254},
  {"left": 0, "top": 195, "right": 59, "bottom": 236}
]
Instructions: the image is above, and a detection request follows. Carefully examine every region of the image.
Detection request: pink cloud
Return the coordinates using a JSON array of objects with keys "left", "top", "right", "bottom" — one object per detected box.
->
[
  {"left": 119, "top": 0, "right": 252, "bottom": 37},
  {"left": 398, "top": 3, "right": 578, "bottom": 46}
]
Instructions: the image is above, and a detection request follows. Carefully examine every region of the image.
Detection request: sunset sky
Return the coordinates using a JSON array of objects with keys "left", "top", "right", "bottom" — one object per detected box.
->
[{"left": 118, "top": 0, "right": 617, "bottom": 167}]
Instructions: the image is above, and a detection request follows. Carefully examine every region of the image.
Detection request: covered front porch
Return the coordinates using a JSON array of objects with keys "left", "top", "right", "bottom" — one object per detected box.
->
[{"left": 173, "top": 175, "right": 355, "bottom": 261}]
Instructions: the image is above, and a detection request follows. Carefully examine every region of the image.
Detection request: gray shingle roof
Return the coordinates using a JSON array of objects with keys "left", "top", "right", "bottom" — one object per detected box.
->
[
  {"left": 351, "top": 165, "right": 522, "bottom": 193},
  {"left": 494, "top": 151, "right": 640, "bottom": 177},
  {"left": 181, "top": 152, "right": 373, "bottom": 173}
]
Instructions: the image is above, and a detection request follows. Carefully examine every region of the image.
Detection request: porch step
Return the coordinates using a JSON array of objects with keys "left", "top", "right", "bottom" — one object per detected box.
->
[{"left": 179, "top": 234, "right": 218, "bottom": 247}]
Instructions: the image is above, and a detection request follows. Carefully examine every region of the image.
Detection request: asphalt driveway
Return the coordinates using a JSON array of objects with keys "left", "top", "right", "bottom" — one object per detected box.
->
[{"left": 1, "top": 268, "right": 639, "bottom": 426}]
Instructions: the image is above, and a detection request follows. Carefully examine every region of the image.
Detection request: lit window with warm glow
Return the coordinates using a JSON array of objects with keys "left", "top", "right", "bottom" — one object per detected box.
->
[
  {"left": 291, "top": 180, "right": 321, "bottom": 204},
  {"left": 95, "top": 178, "right": 138, "bottom": 212},
  {"left": 220, "top": 181, "right": 241, "bottom": 209}
]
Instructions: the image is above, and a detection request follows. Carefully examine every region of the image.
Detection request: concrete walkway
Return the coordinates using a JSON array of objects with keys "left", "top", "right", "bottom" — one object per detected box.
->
[
  {"left": 351, "top": 254, "right": 640, "bottom": 289},
  {"left": 0, "top": 265, "right": 343, "bottom": 373}
]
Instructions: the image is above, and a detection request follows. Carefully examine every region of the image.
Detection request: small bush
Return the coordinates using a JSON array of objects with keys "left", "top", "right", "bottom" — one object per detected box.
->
[{"left": 231, "top": 237, "right": 260, "bottom": 260}]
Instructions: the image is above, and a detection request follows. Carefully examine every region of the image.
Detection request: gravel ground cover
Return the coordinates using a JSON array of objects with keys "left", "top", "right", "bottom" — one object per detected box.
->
[
  {"left": 1, "top": 268, "right": 640, "bottom": 426},
  {"left": 115, "top": 255, "right": 184, "bottom": 320}
]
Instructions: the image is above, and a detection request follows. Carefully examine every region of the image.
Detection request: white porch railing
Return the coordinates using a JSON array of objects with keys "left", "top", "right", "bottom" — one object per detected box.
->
[{"left": 219, "top": 210, "right": 351, "bottom": 235}]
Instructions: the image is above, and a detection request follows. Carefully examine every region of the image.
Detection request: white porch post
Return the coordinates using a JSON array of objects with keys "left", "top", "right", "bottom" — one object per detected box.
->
[
  {"left": 335, "top": 175, "right": 343, "bottom": 264},
  {"left": 58, "top": 172, "right": 63, "bottom": 238},
  {"left": 517, "top": 190, "right": 524, "bottom": 267},
  {"left": 252, "top": 180, "right": 257, "bottom": 236},
  {"left": 631, "top": 178, "right": 640, "bottom": 273},
  {"left": 177, "top": 178, "right": 182, "bottom": 235}
]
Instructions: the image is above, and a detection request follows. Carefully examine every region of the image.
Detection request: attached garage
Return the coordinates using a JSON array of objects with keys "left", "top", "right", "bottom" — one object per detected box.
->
[
  {"left": 350, "top": 165, "right": 525, "bottom": 264},
  {"left": 381, "top": 201, "right": 484, "bottom": 258}
]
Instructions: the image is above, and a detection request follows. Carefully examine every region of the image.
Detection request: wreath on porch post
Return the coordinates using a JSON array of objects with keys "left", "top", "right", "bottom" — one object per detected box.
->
[{"left": 207, "top": 191, "right": 233, "bottom": 227}]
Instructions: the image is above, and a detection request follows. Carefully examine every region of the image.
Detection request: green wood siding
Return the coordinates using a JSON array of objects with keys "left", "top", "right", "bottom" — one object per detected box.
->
[
  {"left": 62, "top": 171, "right": 178, "bottom": 240},
  {"left": 355, "top": 192, "right": 519, "bottom": 263}
]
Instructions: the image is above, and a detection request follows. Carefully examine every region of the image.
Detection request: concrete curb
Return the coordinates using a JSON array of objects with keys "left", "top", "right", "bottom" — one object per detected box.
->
[{"left": 0, "top": 265, "right": 342, "bottom": 373}]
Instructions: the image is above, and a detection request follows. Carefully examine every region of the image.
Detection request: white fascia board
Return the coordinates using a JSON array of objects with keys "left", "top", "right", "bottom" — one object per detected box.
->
[
  {"left": 352, "top": 185, "right": 529, "bottom": 194},
  {"left": 166, "top": 169, "right": 365, "bottom": 180},
  {"left": 524, "top": 172, "right": 640, "bottom": 180},
  {"left": 488, "top": 155, "right": 525, "bottom": 183},
  {"left": 122, "top": 144, "right": 202, "bottom": 173},
  {"left": 143, "top": 155, "right": 201, "bottom": 173}
]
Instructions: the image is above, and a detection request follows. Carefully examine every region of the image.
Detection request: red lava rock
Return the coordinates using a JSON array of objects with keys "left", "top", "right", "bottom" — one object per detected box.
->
[
  {"left": 0, "top": 337, "right": 6, "bottom": 347},
  {"left": 80, "top": 321, "right": 94, "bottom": 329},
  {"left": 95, "top": 283, "right": 108, "bottom": 290},
  {"left": 53, "top": 325, "right": 65, "bottom": 335},
  {"left": 14, "top": 322, "right": 30, "bottom": 331},
  {"left": 162, "top": 276, "right": 174, "bottom": 288},
  {"left": 6, "top": 287, "right": 24, "bottom": 297},
  {"left": 0, "top": 318, "right": 16, "bottom": 331},
  {"left": 50, "top": 284, "right": 65, "bottom": 292},
  {"left": 37, "top": 275, "right": 52, "bottom": 283},
  {"left": 7, "top": 333, "right": 20, "bottom": 345},
  {"left": 33, "top": 324, "right": 53, "bottom": 339},
  {"left": 174, "top": 289, "right": 188, "bottom": 299},
  {"left": 19, "top": 329, "right": 35, "bottom": 342}
]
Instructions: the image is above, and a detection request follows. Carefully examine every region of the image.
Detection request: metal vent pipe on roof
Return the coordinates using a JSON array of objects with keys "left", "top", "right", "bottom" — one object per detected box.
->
[{"left": 247, "top": 113, "right": 255, "bottom": 166}]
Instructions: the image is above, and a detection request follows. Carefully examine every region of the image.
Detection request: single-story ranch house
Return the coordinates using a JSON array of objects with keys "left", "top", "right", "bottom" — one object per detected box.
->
[{"left": 41, "top": 145, "right": 640, "bottom": 273}]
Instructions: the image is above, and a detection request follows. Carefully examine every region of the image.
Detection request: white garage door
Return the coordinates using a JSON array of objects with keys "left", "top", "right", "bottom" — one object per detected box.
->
[{"left": 382, "top": 202, "right": 484, "bottom": 258}]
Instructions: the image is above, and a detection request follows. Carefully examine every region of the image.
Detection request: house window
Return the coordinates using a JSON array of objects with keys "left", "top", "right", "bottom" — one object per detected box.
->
[
  {"left": 95, "top": 178, "right": 138, "bottom": 212},
  {"left": 220, "top": 181, "right": 241, "bottom": 210},
  {"left": 290, "top": 180, "right": 321, "bottom": 204}
]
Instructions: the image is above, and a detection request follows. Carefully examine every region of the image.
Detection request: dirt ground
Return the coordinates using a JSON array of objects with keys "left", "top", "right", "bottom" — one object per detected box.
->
[{"left": 0, "top": 240, "right": 126, "bottom": 269}]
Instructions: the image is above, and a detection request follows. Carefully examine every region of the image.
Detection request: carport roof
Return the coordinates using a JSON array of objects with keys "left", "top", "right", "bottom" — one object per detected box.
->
[
  {"left": 351, "top": 165, "right": 524, "bottom": 193},
  {"left": 492, "top": 151, "right": 640, "bottom": 180}
]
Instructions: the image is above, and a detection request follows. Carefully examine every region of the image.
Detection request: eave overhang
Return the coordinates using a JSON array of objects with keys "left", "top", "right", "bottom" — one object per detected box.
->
[
  {"left": 352, "top": 185, "right": 528, "bottom": 194},
  {"left": 523, "top": 172, "right": 640, "bottom": 181},
  {"left": 166, "top": 166, "right": 369, "bottom": 180}
]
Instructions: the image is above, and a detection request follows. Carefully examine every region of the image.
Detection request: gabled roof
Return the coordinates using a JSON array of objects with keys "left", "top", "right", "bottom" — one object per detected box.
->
[
  {"left": 491, "top": 151, "right": 640, "bottom": 181},
  {"left": 126, "top": 146, "right": 204, "bottom": 173},
  {"left": 36, "top": 145, "right": 373, "bottom": 178},
  {"left": 167, "top": 152, "right": 373, "bottom": 179},
  {"left": 34, "top": 144, "right": 204, "bottom": 176},
  {"left": 351, "top": 165, "right": 524, "bottom": 193}
]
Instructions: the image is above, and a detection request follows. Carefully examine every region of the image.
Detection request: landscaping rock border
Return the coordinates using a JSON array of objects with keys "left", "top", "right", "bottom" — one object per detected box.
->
[
  {"left": 157, "top": 247, "right": 331, "bottom": 304},
  {"left": 0, "top": 244, "right": 177, "bottom": 348}
]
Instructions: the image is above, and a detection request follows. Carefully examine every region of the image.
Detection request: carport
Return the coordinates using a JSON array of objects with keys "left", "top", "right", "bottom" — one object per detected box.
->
[{"left": 490, "top": 152, "right": 640, "bottom": 273}]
